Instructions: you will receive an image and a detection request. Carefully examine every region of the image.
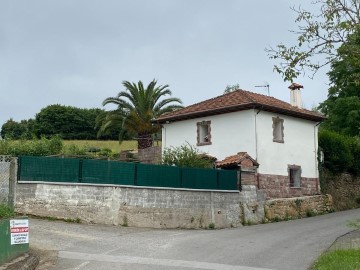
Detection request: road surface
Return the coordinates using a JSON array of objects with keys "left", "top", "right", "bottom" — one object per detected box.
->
[{"left": 29, "top": 208, "right": 360, "bottom": 270}]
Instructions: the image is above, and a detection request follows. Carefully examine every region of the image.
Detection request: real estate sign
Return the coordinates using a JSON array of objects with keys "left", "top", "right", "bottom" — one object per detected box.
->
[{"left": 10, "top": 219, "right": 29, "bottom": 245}]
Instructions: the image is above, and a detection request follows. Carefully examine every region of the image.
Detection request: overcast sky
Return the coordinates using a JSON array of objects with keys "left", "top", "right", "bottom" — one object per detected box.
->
[{"left": 0, "top": 0, "right": 330, "bottom": 126}]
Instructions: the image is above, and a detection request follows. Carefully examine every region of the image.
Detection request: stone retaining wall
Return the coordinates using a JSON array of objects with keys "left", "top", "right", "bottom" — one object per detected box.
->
[
  {"left": 264, "top": 194, "right": 333, "bottom": 221},
  {"left": 15, "top": 182, "right": 241, "bottom": 229},
  {"left": 321, "top": 171, "right": 360, "bottom": 210}
]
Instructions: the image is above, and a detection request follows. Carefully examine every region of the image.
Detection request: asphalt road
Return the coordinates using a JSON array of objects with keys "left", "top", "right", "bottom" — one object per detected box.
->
[{"left": 29, "top": 208, "right": 360, "bottom": 270}]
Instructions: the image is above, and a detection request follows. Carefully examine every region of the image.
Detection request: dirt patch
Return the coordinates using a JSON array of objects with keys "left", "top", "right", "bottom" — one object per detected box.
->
[{"left": 30, "top": 248, "right": 58, "bottom": 270}]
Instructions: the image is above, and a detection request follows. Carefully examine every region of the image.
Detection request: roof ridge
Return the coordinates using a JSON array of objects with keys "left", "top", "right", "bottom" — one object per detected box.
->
[{"left": 237, "top": 89, "right": 257, "bottom": 103}]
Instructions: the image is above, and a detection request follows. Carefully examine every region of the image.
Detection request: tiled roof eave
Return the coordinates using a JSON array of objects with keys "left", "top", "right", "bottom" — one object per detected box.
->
[
  {"left": 153, "top": 103, "right": 255, "bottom": 123},
  {"left": 154, "top": 103, "right": 325, "bottom": 123}
]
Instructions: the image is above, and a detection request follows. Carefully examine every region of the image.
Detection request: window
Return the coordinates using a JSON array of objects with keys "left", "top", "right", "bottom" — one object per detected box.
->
[
  {"left": 197, "top": 120, "right": 211, "bottom": 146},
  {"left": 272, "top": 117, "right": 284, "bottom": 143},
  {"left": 289, "top": 165, "right": 301, "bottom": 188}
]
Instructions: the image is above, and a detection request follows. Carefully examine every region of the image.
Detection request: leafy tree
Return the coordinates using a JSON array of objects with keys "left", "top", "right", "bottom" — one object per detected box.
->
[
  {"left": 162, "top": 144, "right": 213, "bottom": 168},
  {"left": 224, "top": 84, "right": 240, "bottom": 94},
  {"left": 34, "top": 105, "right": 103, "bottom": 139},
  {"left": 267, "top": 0, "right": 360, "bottom": 81},
  {"left": 1, "top": 118, "right": 34, "bottom": 139},
  {"left": 100, "top": 80, "right": 183, "bottom": 149},
  {"left": 319, "top": 28, "right": 360, "bottom": 136}
]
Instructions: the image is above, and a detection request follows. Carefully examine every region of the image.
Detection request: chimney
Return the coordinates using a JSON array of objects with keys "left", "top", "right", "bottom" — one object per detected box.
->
[{"left": 288, "top": 83, "right": 303, "bottom": 109}]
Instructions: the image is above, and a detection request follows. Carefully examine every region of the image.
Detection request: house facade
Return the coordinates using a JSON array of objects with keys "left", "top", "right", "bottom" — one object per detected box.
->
[{"left": 154, "top": 84, "right": 325, "bottom": 199}]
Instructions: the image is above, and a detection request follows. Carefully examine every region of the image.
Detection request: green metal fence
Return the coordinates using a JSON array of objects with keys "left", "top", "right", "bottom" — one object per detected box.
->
[{"left": 18, "top": 156, "right": 238, "bottom": 190}]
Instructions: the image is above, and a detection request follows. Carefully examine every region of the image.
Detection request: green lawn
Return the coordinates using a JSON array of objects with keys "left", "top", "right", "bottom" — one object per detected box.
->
[
  {"left": 313, "top": 249, "right": 360, "bottom": 270},
  {"left": 63, "top": 140, "right": 138, "bottom": 153}
]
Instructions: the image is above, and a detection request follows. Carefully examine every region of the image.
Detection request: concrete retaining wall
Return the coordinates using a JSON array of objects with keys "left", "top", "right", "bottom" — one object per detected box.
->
[
  {"left": 264, "top": 194, "right": 333, "bottom": 221},
  {"left": 15, "top": 182, "right": 242, "bottom": 229}
]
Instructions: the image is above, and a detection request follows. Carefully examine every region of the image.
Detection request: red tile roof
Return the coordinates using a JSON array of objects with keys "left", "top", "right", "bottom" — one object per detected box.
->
[
  {"left": 154, "top": 89, "right": 325, "bottom": 123},
  {"left": 216, "top": 152, "right": 259, "bottom": 168}
]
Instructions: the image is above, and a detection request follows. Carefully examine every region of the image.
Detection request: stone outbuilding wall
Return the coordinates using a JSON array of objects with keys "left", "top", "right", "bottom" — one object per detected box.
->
[{"left": 258, "top": 174, "right": 320, "bottom": 199}]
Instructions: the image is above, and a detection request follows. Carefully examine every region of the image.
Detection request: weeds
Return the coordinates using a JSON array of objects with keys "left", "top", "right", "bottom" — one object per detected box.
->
[
  {"left": 0, "top": 204, "right": 15, "bottom": 219},
  {"left": 122, "top": 216, "right": 128, "bottom": 227},
  {"left": 64, "top": 218, "right": 81, "bottom": 223}
]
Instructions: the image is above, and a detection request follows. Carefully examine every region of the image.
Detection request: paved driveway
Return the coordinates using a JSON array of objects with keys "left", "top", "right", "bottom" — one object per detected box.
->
[{"left": 30, "top": 208, "right": 360, "bottom": 270}]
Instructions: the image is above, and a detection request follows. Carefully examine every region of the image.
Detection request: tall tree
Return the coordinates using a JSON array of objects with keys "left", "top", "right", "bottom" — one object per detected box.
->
[
  {"left": 320, "top": 28, "right": 360, "bottom": 137},
  {"left": 0, "top": 119, "right": 35, "bottom": 139},
  {"left": 34, "top": 105, "right": 103, "bottom": 139},
  {"left": 267, "top": 0, "right": 360, "bottom": 82},
  {"left": 100, "top": 80, "right": 183, "bottom": 149}
]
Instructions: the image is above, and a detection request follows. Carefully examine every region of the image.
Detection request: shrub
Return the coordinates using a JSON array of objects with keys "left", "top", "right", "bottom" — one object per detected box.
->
[
  {"left": 162, "top": 144, "right": 213, "bottom": 168},
  {"left": 62, "top": 144, "right": 87, "bottom": 156},
  {"left": 318, "top": 129, "right": 360, "bottom": 175},
  {"left": 0, "top": 136, "right": 63, "bottom": 156}
]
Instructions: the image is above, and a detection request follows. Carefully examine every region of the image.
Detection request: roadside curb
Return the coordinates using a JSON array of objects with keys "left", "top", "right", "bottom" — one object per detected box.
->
[
  {"left": 0, "top": 253, "right": 39, "bottom": 270},
  {"left": 329, "top": 229, "right": 360, "bottom": 251}
]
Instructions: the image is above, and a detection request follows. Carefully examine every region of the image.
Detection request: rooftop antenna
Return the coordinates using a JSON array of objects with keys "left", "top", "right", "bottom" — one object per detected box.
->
[{"left": 255, "top": 82, "right": 270, "bottom": 96}]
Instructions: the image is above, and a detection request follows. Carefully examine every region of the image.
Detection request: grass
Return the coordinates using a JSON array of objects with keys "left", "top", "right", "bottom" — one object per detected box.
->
[
  {"left": 0, "top": 204, "right": 14, "bottom": 219},
  {"left": 313, "top": 250, "right": 360, "bottom": 270},
  {"left": 63, "top": 140, "right": 138, "bottom": 153}
]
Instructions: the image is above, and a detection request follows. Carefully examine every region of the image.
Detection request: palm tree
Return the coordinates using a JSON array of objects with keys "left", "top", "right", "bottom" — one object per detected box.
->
[{"left": 98, "top": 80, "right": 183, "bottom": 149}]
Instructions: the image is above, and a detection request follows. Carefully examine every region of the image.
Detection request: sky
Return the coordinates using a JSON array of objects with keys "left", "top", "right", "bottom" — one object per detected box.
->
[{"left": 0, "top": 0, "right": 330, "bottom": 126}]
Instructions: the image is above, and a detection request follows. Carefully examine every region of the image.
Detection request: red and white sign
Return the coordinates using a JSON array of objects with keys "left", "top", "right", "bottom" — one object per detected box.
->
[{"left": 10, "top": 219, "right": 29, "bottom": 245}]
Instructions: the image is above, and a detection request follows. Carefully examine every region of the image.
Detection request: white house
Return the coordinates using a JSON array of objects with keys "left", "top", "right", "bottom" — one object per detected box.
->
[{"left": 154, "top": 83, "right": 325, "bottom": 198}]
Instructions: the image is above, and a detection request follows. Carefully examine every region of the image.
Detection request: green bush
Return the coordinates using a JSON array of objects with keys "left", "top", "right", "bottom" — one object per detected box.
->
[
  {"left": 318, "top": 129, "right": 360, "bottom": 175},
  {"left": 0, "top": 136, "right": 63, "bottom": 156},
  {"left": 62, "top": 143, "right": 87, "bottom": 156},
  {"left": 162, "top": 144, "right": 213, "bottom": 168}
]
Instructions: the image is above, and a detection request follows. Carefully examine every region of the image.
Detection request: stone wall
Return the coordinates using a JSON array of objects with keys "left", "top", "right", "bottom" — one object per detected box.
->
[
  {"left": 321, "top": 170, "right": 360, "bottom": 210},
  {"left": 15, "top": 182, "right": 242, "bottom": 229},
  {"left": 264, "top": 194, "right": 333, "bottom": 221},
  {"left": 137, "top": 146, "right": 161, "bottom": 164},
  {"left": 258, "top": 173, "right": 320, "bottom": 199}
]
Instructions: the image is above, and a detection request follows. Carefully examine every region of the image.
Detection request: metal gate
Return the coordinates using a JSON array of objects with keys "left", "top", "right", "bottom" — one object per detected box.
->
[{"left": 0, "top": 156, "right": 12, "bottom": 205}]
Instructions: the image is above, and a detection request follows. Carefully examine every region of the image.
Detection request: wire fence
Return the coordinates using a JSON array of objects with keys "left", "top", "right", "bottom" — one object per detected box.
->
[
  {"left": 0, "top": 156, "right": 11, "bottom": 204},
  {"left": 18, "top": 156, "right": 239, "bottom": 191}
]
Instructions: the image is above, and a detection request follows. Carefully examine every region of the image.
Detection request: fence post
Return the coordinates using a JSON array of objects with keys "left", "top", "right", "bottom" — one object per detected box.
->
[
  {"left": 134, "top": 164, "right": 138, "bottom": 186},
  {"left": 179, "top": 168, "right": 183, "bottom": 188},
  {"left": 216, "top": 170, "right": 220, "bottom": 189},
  {"left": 8, "top": 158, "right": 17, "bottom": 208},
  {"left": 239, "top": 169, "right": 242, "bottom": 191},
  {"left": 78, "top": 159, "right": 83, "bottom": 183}
]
